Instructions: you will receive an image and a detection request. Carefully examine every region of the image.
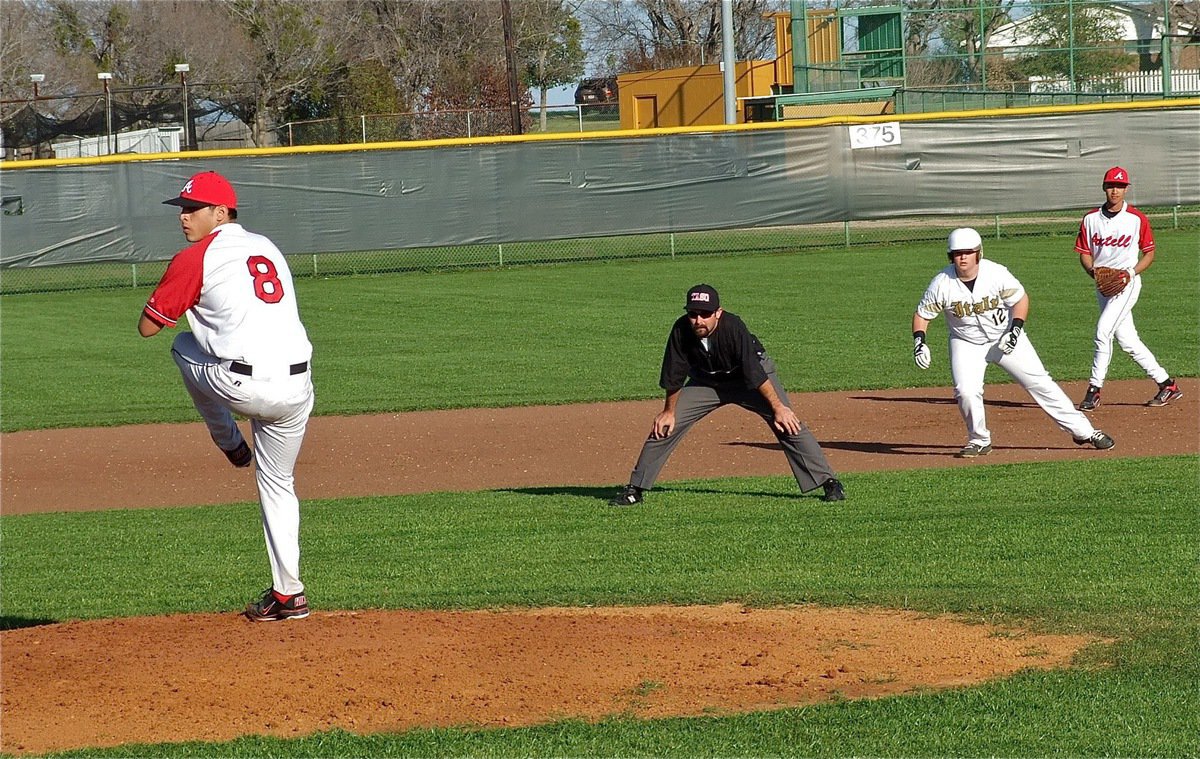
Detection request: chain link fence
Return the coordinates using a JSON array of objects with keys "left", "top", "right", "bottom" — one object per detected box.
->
[
  {"left": 3, "top": 205, "right": 1194, "bottom": 296},
  {"left": 272, "top": 103, "right": 620, "bottom": 147}
]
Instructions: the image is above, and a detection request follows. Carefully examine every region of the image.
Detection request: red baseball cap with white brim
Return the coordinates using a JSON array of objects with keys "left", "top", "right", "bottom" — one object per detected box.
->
[{"left": 163, "top": 171, "right": 238, "bottom": 210}]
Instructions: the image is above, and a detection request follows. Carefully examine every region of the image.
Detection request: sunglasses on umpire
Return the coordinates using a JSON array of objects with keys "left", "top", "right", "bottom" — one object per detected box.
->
[{"left": 686, "top": 310, "right": 716, "bottom": 319}]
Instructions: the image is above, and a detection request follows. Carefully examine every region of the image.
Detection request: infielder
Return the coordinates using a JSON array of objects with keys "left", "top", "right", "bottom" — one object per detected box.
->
[
  {"left": 1075, "top": 166, "right": 1181, "bottom": 411},
  {"left": 912, "top": 228, "right": 1115, "bottom": 458},
  {"left": 139, "top": 171, "right": 315, "bottom": 622},
  {"left": 610, "top": 284, "right": 844, "bottom": 506}
]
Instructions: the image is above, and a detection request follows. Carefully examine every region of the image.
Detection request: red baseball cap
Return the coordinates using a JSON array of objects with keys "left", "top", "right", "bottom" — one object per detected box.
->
[
  {"left": 1102, "top": 166, "right": 1131, "bottom": 186},
  {"left": 163, "top": 171, "right": 238, "bottom": 209}
]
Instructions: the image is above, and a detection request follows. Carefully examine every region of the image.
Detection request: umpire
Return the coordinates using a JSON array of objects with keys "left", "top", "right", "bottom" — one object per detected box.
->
[{"left": 610, "top": 284, "right": 845, "bottom": 506}]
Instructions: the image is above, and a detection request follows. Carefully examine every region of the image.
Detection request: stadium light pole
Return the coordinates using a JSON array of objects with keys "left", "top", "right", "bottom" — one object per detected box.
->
[
  {"left": 97, "top": 72, "right": 114, "bottom": 155},
  {"left": 30, "top": 74, "right": 45, "bottom": 158},
  {"left": 720, "top": 0, "right": 736, "bottom": 124},
  {"left": 175, "top": 63, "right": 191, "bottom": 150}
]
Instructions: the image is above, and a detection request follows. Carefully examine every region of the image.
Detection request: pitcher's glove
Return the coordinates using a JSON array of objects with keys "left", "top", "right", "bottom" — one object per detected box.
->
[{"left": 1094, "top": 266, "right": 1131, "bottom": 297}]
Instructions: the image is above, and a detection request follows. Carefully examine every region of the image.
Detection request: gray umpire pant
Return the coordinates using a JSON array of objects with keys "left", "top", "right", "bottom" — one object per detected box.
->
[{"left": 627, "top": 358, "right": 836, "bottom": 494}]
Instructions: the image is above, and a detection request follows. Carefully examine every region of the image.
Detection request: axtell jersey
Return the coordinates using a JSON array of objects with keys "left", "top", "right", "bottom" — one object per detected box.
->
[{"left": 1074, "top": 201, "right": 1155, "bottom": 270}]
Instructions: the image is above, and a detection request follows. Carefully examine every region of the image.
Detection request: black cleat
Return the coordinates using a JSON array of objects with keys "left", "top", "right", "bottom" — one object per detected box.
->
[
  {"left": 223, "top": 441, "right": 253, "bottom": 467},
  {"left": 1148, "top": 380, "right": 1182, "bottom": 407},
  {"left": 609, "top": 485, "right": 643, "bottom": 507},
  {"left": 1079, "top": 384, "right": 1101, "bottom": 412},
  {"left": 1074, "top": 430, "right": 1115, "bottom": 450},
  {"left": 821, "top": 478, "right": 845, "bottom": 502},
  {"left": 244, "top": 587, "right": 310, "bottom": 621},
  {"left": 956, "top": 443, "right": 993, "bottom": 458}
]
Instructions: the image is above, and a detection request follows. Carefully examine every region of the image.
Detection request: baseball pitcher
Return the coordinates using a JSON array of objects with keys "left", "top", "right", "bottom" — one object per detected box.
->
[{"left": 139, "top": 171, "right": 315, "bottom": 622}]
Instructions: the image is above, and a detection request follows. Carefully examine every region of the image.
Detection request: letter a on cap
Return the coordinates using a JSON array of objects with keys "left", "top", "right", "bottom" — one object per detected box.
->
[{"left": 1103, "top": 166, "right": 1130, "bottom": 185}]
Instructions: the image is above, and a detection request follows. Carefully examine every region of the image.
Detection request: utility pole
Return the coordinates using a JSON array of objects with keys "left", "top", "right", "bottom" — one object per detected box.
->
[{"left": 501, "top": 0, "right": 523, "bottom": 135}]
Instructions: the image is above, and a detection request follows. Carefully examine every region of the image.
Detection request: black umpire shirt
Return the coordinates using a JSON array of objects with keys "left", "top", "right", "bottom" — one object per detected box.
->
[{"left": 659, "top": 311, "right": 769, "bottom": 391}]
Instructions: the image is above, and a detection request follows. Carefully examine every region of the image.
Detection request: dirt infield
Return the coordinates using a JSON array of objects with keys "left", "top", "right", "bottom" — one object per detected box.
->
[
  {"left": 3, "top": 379, "right": 1195, "bottom": 514},
  {"left": 1, "top": 378, "right": 1193, "bottom": 754}
]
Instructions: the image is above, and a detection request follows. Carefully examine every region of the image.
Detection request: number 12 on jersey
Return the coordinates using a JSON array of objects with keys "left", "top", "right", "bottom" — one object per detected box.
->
[{"left": 849, "top": 122, "right": 901, "bottom": 150}]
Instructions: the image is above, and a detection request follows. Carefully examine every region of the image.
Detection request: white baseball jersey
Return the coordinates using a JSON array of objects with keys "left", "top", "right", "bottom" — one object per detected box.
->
[
  {"left": 1074, "top": 202, "right": 1155, "bottom": 270},
  {"left": 144, "top": 223, "right": 312, "bottom": 376},
  {"left": 916, "top": 259, "right": 1025, "bottom": 344}
]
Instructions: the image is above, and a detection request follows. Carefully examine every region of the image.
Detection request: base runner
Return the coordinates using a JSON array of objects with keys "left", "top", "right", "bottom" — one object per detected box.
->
[{"left": 911, "top": 228, "right": 1115, "bottom": 458}]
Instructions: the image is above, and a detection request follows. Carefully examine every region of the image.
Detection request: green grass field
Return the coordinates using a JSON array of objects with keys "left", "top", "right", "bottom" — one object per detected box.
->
[
  {"left": 2, "top": 458, "right": 1197, "bottom": 756},
  {"left": 2, "top": 234, "right": 1198, "bottom": 756},
  {"left": 1, "top": 230, "right": 1196, "bottom": 432}
]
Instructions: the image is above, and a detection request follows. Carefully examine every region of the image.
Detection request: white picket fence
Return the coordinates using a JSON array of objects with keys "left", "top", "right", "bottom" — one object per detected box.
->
[{"left": 1030, "top": 68, "right": 1200, "bottom": 94}]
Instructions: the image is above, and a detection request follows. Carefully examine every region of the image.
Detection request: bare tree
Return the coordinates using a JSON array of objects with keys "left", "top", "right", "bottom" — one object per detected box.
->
[
  {"left": 579, "top": 0, "right": 784, "bottom": 75},
  {"left": 217, "top": 0, "right": 352, "bottom": 146},
  {"left": 934, "top": 1, "right": 1019, "bottom": 85},
  {"left": 515, "top": 0, "right": 586, "bottom": 129},
  {"left": 1169, "top": 0, "right": 1200, "bottom": 40},
  {"left": 0, "top": 1, "right": 57, "bottom": 108},
  {"left": 350, "top": 0, "right": 536, "bottom": 136}
]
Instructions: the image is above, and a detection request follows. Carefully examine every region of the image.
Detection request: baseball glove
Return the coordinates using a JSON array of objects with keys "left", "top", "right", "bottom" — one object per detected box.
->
[{"left": 1094, "top": 266, "right": 1131, "bottom": 297}]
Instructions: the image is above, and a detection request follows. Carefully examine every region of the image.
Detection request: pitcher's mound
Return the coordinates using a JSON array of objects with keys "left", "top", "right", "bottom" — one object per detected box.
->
[{"left": 1, "top": 603, "right": 1099, "bottom": 755}]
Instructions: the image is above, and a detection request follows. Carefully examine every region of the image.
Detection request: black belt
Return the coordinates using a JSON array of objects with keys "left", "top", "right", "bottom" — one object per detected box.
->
[{"left": 229, "top": 360, "right": 308, "bottom": 376}]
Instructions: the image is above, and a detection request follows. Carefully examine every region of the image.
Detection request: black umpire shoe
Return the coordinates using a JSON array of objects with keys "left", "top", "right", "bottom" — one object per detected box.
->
[
  {"left": 609, "top": 484, "right": 643, "bottom": 507},
  {"left": 821, "top": 478, "right": 846, "bottom": 502}
]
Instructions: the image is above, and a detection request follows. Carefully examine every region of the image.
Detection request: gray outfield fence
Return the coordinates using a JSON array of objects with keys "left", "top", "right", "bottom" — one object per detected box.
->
[
  {"left": 1, "top": 209, "right": 1197, "bottom": 296},
  {"left": 1, "top": 101, "right": 1197, "bottom": 295}
]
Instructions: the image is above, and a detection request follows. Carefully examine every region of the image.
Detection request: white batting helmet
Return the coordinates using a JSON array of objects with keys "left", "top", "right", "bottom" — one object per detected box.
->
[{"left": 947, "top": 227, "right": 983, "bottom": 252}]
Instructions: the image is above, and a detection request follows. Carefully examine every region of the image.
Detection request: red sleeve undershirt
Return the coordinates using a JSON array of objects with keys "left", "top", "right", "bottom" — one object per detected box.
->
[{"left": 142, "top": 233, "right": 216, "bottom": 327}]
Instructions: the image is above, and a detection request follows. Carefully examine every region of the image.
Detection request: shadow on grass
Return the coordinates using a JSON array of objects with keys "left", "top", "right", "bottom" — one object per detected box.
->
[
  {"left": 731, "top": 439, "right": 1083, "bottom": 455},
  {"left": 503, "top": 485, "right": 618, "bottom": 502},
  {"left": 726, "top": 440, "right": 959, "bottom": 455},
  {"left": 1, "top": 616, "right": 60, "bottom": 630},
  {"left": 504, "top": 484, "right": 822, "bottom": 504},
  {"left": 851, "top": 394, "right": 1039, "bottom": 409}
]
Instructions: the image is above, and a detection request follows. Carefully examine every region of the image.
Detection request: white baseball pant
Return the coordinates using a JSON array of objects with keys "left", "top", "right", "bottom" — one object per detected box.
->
[
  {"left": 949, "top": 333, "right": 1095, "bottom": 448},
  {"left": 171, "top": 332, "right": 314, "bottom": 597},
  {"left": 1090, "top": 275, "right": 1168, "bottom": 388}
]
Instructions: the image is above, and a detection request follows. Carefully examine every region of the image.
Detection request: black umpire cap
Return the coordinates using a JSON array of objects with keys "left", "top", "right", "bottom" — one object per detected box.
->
[{"left": 685, "top": 284, "right": 720, "bottom": 312}]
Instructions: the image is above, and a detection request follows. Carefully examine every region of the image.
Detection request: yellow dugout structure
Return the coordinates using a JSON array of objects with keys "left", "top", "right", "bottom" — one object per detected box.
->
[{"left": 616, "top": 61, "right": 778, "bottom": 129}]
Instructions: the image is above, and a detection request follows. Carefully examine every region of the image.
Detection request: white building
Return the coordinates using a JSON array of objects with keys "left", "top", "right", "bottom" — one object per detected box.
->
[
  {"left": 52, "top": 126, "right": 183, "bottom": 158},
  {"left": 988, "top": 2, "right": 1195, "bottom": 59}
]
